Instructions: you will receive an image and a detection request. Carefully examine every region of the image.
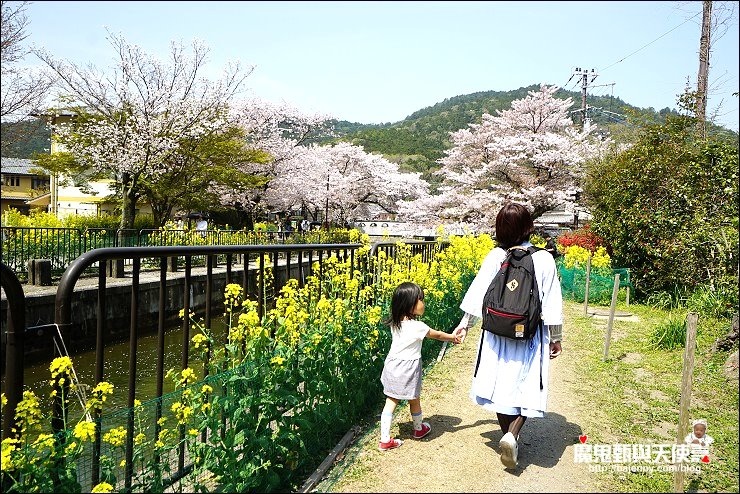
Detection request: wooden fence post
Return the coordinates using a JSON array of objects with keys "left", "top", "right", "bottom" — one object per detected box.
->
[
  {"left": 602, "top": 273, "right": 620, "bottom": 361},
  {"left": 583, "top": 254, "right": 592, "bottom": 316},
  {"left": 674, "top": 312, "right": 699, "bottom": 493}
]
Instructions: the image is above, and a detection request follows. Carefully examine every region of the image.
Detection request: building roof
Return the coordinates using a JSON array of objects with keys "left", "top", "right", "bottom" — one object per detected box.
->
[
  {"left": 0, "top": 157, "right": 48, "bottom": 176},
  {"left": 30, "top": 109, "right": 78, "bottom": 118}
]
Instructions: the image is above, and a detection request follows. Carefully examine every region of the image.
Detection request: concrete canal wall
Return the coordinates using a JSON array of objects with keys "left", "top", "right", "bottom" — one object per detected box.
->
[{"left": 1, "top": 261, "right": 309, "bottom": 365}]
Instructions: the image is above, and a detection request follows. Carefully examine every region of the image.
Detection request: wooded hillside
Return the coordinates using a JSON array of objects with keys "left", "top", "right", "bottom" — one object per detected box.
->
[
  {"left": 327, "top": 83, "right": 685, "bottom": 183},
  {"left": 5, "top": 82, "right": 730, "bottom": 183}
]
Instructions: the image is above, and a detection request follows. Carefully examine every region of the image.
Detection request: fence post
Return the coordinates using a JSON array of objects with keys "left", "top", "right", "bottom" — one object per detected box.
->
[
  {"left": 107, "top": 259, "right": 125, "bottom": 278},
  {"left": 602, "top": 273, "right": 620, "bottom": 361},
  {"left": 625, "top": 269, "right": 631, "bottom": 306},
  {"left": 583, "top": 254, "right": 592, "bottom": 316},
  {"left": 674, "top": 312, "right": 699, "bottom": 493},
  {"left": 27, "top": 258, "right": 52, "bottom": 286}
]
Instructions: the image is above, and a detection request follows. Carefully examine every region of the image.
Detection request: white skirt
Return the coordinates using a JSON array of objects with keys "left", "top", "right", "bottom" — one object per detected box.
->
[
  {"left": 381, "top": 357, "right": 423, "bottom": 400},
  {"left": 469, "top": 326, "right": 549, "bottom": 417}
]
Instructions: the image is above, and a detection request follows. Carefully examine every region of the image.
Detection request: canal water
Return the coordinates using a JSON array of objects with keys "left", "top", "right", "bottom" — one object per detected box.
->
[{"left": 2, "top": 318, "right": 229, "bottom": 421}]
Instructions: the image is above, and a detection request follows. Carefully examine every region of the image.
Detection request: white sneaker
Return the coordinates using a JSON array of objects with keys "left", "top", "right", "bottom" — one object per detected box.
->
[{"left": 499, "top": 432, "right": 518, "bottom": 468}]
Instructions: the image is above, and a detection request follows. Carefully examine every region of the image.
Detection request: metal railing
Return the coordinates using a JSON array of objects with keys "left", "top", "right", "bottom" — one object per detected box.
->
[
  {"left": 1, "top": 262, "right": 25, "bottom": 442},
  {"left": 1, "top": 239, "right": 444, "bottom": 491},
  {"left": 1, "top": 226, "right": 349, "bottom": 281},
  {"left": 58, "top": 243, "right": 359, "bottom": 490}
]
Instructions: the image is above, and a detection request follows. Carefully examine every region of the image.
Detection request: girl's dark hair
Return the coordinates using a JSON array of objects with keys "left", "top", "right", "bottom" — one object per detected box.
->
[
  {"left": 495, "top": 202, "right": 535, "bottom": 249},
  {"left": 386, "top": 282, "right": 424, "bottom": 329}
]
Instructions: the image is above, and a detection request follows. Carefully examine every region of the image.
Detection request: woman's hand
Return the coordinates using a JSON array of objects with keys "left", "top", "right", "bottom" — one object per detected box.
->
[
  {"left": 452, "top": 326, "right": 468, "bottom": 344},
  {"left": 450, "top": 330, "right": 463, "bottom": 345},
  {"left": 549, "top": 341, "right": 562, "bottom": 359}
]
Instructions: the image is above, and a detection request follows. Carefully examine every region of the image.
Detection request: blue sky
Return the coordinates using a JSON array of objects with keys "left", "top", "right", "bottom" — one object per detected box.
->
[{"left": 22, "top": 1, "right": 740, "bottom": 131}]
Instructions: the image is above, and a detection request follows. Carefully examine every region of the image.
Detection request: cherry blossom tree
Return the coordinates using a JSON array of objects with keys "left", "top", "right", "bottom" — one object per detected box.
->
[
  {"left": 1, "top": 0, "right": 53, "bottom": 120},
  {"left": 214, "top": 98, "right": 335, "bottom": 228},
  {"left": 405, "top": 84, "right": 609, "bottom": 232},
  {"left": 33, "top": 31, "right": 252, "bottom": 228},
  {"left": 265, "top": 141, "right": 429, "bottom": 225},
  {"left": 1, "top": 0, "right": 54, "bottom": 154}
]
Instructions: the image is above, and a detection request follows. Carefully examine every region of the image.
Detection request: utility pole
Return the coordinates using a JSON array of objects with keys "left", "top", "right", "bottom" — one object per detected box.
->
[
  {"left": 696, "top": 0, "right": 712, "bottom": 138},
  {"left": 572, "top": 67, "right": 598, "bottom": 128}
]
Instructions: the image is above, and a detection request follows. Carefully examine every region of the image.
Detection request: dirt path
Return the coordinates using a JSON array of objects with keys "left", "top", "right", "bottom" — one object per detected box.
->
[{"left": 312, "top": 319, "right": 615, "bottom": 493}]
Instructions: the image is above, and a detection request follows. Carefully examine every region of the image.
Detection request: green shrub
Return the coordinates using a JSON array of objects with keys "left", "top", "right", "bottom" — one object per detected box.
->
[
  {"left": 585, "top": 114, "right": 739, "bottom": 301},
  {"left": 650, "top": 314, "right": 689, "bottom": 350},
  {"left": 687, "top": 280, "right": 739, "bottom": 320}
]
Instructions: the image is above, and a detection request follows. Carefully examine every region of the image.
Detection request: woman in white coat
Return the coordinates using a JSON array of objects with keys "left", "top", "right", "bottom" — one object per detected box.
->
[{"left": 455, "top": 202, "right": 563, "bottom": 469}]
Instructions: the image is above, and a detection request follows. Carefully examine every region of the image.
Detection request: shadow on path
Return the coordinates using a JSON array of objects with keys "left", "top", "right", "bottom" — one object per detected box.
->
[
  {"left": 397, "top": 415, "right": 496, "bottom": 439},
  {"left": 478, "top": 412, "right": 584, "bottom": 474}
]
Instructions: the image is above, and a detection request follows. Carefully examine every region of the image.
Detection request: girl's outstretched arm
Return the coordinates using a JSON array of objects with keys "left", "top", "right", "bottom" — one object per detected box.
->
[{"left": 427, "top": 328, "right": 462, "bottom": 344}]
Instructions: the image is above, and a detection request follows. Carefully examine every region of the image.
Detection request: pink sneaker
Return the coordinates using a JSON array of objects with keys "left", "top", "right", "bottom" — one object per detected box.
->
[
  {"left": 378, "top": 438, "right": 403, "bottom": 451},
  {"left": 412, "top": 422, "right": 431, "bottom": 439}
]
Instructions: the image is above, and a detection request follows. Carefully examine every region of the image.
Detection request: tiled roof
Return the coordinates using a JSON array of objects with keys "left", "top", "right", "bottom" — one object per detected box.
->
[{"left": 0, "top": 157, "right": 48, "bottom": 176}]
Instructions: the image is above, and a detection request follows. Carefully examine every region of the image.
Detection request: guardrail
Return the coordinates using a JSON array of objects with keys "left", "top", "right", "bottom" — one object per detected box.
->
[
  {"left": 1, "top": 227, "right": 349, "bottom": 282},
  {"left": 1, "top": 262, "right": 25, "bottom": 442},
  {"left": 2, "top": 239, "right": 444, "bottom": 491}
]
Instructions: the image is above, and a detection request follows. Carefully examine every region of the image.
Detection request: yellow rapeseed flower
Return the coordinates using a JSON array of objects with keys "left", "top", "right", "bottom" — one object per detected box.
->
[
  {"left": 64, "top": 441, "right": 78, "bottom": 455},
  {"left": 180, "top": 368, "right": 197, "bottom": 385},
  {"left": 171, "top": 402, "right": 193, "bottom": 424},
  {"left": 102, "top": 427, "right": 126, "bottom": 448},
  {"left": 32, "top": 433, "right": 55, "bottom": 451},
  {"left": 92, "top": 381, "right": 114, "bottom": 396},
  {"left": 91, "top": 482, "right": 114, "bottom": 493},
  {"left": 192, "top": 333, "right": 209, "bottom": 349},
  {"left": 15, "top": 390, "right": 42, "bottom": 435},
  {"left": 73, "top": 420, "right": 96, "bottom": 442},
  {"left": 2, "top": 438, "right": 19, "bottom": 470},
  {"left": 49, "top": 356, "right": 73, "bottom": 379}
]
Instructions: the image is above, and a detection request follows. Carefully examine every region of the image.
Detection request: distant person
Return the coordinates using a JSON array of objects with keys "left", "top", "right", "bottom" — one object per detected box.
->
[
  {"left": 453, "top": 202, "right": 563, "bottom": 469},
  {"left": 685, "top": 419, "right": 714, "bottom": 447},
  {"left": 195, "top": 215, "right": 208, "bottom": 235},
  {"left": 544, "top": 233, "right": 560, "bottom": 259},
  {"left": 378, "top": 282, "right": 462, "bottom": 451},
  {"left": 300, "top": 219, "right": 310, "bottom": 233}
]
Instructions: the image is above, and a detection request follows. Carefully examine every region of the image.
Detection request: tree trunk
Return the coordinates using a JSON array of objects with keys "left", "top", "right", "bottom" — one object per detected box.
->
[
  {"left": 119, "top": 173, "right": 138, "bottom": 231},
  {"left": 695, "top": 0, "right": 712, "bottom": 138}
]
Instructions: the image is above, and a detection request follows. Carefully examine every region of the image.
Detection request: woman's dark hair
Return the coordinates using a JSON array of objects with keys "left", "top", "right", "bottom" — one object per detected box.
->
[
  {"left": 495, "top": 202, "right": 535, "bottom": 249},
  {"left": 386, "top": 282, "right": 424, "bottom": 329}
]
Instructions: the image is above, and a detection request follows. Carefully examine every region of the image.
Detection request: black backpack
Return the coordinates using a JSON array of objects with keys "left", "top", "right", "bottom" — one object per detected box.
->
[{"left": 481, "top": 246, "right": 542, "bottom": 340}]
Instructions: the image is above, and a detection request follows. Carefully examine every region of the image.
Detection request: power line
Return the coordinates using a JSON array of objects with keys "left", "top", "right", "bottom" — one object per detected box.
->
[{"left": 599, "top": 10, "right": 702, "bottom": 73}]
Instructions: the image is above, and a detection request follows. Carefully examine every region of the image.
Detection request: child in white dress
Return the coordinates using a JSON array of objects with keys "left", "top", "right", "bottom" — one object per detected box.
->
[{"left": 378, "top": 282, "right": 462, "bottom": 451}]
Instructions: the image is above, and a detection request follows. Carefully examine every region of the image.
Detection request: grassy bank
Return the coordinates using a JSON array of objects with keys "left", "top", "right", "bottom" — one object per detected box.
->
[{"left": 563, "top": 300, "right": 739, "bottom": 492}]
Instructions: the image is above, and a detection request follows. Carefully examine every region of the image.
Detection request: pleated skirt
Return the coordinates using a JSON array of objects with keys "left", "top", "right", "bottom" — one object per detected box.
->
[{"left": 381, "top": 357, "right": 423, "bottom": 400}]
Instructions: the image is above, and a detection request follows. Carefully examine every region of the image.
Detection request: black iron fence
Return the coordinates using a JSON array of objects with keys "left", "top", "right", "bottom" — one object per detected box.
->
[
  {"left": 0, "top": 227, "right": 344, "bottom": 282},
  {"left": 1, "top": 238, "right": 447, "bottom": 492},
  {"left": 2, "top": 242, "right": 362, "bottom": 490}
]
